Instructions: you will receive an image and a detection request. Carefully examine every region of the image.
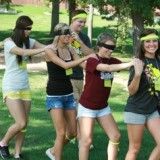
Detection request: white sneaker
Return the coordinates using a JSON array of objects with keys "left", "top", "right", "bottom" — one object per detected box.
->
[
  {"left": 90, "top": 144, "right": 94, "bottom": 149},
  {"left": 46, "top": 148, "right": 56, "bottom": 160}
]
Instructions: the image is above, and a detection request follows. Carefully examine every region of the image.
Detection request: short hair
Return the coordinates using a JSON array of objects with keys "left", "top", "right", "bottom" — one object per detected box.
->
[
  {"left": 54, "top": 23, "right": 71, "bottom": 36},
  {"left": 96, "top": 32, "right": 116, "bottom": 45}
]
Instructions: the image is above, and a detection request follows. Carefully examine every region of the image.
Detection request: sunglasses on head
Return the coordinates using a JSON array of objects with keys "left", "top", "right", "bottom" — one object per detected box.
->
[
  {"left": 25, "top": 27, "right": 32, "bottom": 30},
  {"left": 97, "top": 42, "right": 116, "bottom": 50}
]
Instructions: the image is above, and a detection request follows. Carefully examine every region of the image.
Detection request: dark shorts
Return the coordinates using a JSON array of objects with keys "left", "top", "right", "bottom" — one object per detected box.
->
[{"left": 46, "top": 93, "right": 77, "bottom": 111}]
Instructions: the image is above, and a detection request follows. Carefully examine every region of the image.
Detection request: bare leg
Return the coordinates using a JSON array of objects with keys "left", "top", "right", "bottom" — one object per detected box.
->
[
  {"left": 1, "top": 98, "right": 28, "bottom": 145},
  {"left": 50, "top": 109, "right": 66, "bottom": 160},
  {"left": 78, "top": 117, "right": 94, "bottom": 160},
  {"left": 147, "top": 118, "right": 160, "bottom": 160},
  {"left": 64, "top": 109, "right": 77, "bottom": 143},
  {"left": 125, "top": 124, "right": 144, "bottom": 160},
  {"left": 97, "top": 114, "right": 120, "bottom": 160},
  {"left": 14, "top": 100, "right": 31, "bottom": 156}
]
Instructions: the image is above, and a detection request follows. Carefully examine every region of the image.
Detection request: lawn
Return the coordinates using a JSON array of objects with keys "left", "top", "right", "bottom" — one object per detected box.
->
[
  {"left": 0, "top": 4, "right": 133, "bottom": 55},
  {"left": 0, "top": 69, "right": 156, "bottom": 160},
  {"left": 0, "top": 4, "right": 158, "bottom": 160}
]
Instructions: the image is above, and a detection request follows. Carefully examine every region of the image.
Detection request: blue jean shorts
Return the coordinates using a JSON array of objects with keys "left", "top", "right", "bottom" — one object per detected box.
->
[
  {"left": 46, "top": 93, "right": 77, "bottom": 111},
  {"left": 124, "top": 111, "right": 160, "bottom": 124},
  {"left": 77, "top": 103, "right": 111, "bottom": 118}
]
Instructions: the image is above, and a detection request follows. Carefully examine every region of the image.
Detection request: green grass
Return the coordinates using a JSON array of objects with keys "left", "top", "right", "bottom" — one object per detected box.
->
[
  {"left": 0, "top": 4, "right": 158, "bottom": 159},
  {"left": 0, "top": 69, "right": 156, "bottom": 160},
  {"left": 0, "top": 4, "right": 134, "bottom": 55}
]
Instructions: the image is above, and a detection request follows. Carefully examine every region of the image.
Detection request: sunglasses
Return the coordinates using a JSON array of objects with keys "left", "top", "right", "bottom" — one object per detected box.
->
[
  {"left": 54, "top": 29, "right": 71, "bottom": 36},
  {"left": 97, "top": 42, "right": 116, "bottom": 50},
  {"left": 25, "top": 27, "right": 32, "bottom": 30}
]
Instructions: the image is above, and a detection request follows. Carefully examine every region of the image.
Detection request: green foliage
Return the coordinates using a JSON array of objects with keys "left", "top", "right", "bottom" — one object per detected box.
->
[
  {"left": 107, "top": 0, "right": 160, "bottom": 25},
  {"left": 0, "top": 0, "right": 11, "bottom": 10}
]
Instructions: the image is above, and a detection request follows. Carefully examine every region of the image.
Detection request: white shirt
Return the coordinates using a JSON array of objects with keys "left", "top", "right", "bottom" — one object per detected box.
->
[{"left": 2, "top": 38, "right": 35, "bottom": 93}]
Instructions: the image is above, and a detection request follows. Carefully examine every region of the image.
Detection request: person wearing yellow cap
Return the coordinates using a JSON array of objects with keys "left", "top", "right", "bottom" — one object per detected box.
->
[{"left": 124, "top": 28, "right": 160, "bottom": 159}]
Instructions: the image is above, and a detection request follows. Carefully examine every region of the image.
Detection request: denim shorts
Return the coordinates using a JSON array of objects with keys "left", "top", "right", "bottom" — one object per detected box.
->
[
  {"left": 77, "top": 103, "right": 111, "bottom": 118},
  {"left": 124, "top": 111, "right": 160, "bottom": 124},
  {"left": 46, "top": 93, "right": 77, "bottom": 111}
]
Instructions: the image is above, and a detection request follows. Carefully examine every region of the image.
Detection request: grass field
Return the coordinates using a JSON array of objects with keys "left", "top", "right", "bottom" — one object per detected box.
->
[
  {"left": 0, "top": 4, "right": 158, "bottom": 160},
  {"left": 0, "top": 69, "right": 156, "bottom": 160}
]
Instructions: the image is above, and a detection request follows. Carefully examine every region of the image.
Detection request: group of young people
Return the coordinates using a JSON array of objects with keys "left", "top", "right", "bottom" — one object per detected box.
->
[{"left": 0, "top": 8, "right": 160, "bottom": 160}]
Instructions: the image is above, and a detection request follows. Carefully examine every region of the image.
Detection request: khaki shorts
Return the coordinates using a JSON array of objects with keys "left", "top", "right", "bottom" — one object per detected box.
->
[{"left": 71, "top": 79, "right": 84, "bottom": 101}]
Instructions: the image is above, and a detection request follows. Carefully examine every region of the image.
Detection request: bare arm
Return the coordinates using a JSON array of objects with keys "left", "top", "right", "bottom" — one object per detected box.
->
[
  {"left": 78, "top": 39, "right": 94, "bottom": 55},
  {"left": 96, "top": 61, "right": 133, "bottom": 72},
  {"left": 10, "top": 46, "right": 45, "bottom": 56},
  {"left": 45, "top": 48, "right": 89, "bottom": 69},
  {"left": 71, "top": 33, "right": 94, "bottom": 55},
  {"left": 128, "top": 59, "right": 144, "bottom": 95},
  {"left": 33, "top": 41, "right": 46, "bottom": 49}
]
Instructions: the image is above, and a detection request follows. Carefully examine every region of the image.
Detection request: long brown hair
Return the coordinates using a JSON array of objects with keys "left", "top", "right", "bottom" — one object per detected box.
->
[
  {"left": 11, "top": 15, "right": 33, "bottom": 64},
  {"left": 138, "top": 29, "right": 160, "bottom": 60}
]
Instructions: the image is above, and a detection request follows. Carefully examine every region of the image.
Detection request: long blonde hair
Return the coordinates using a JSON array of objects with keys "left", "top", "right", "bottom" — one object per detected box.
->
[{"left": 52, "top": 23, "right": 71, "bottom": 49}]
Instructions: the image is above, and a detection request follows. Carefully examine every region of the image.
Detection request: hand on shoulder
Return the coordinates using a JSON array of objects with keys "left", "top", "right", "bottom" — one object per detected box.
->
[{"left": 45, "top": 44, "right": 57, "bottom": 51}]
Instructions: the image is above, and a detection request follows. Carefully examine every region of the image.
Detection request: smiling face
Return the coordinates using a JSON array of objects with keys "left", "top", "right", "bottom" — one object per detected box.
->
[
  {"left": 143, "top": 39, "right": 159, "bottom": 58},
  {"left": 71, "top": 18, "right": 86, "bottom": 33}
]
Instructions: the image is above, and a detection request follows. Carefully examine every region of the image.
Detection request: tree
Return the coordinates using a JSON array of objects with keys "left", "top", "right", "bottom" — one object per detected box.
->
[
  {"left": 106, "top": 0, "right": 160, "bottom": 54},
  {"left": 68, "top": 0, "right": 76, "bottom": 24},
  {"left": 79, "top": 0, "right": 160, "bottom": 54},
  {"left": 50, "top": 0, "right": 60, "bottom": 36}
]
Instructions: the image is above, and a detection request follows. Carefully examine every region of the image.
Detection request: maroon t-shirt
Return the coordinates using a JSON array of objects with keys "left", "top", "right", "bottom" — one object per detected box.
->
[{"left": 79, "top": 55, "right": 121, "bottom": 110}]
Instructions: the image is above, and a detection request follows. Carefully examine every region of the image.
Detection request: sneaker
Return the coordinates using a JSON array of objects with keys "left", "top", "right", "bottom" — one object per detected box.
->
[
  {"left": 46, "top": 148, "right": 55, "bottom": 160},
  {"left": 90, "top": 144, "right": 94, "bottom": 150},
  {"left": 14, "top": 154, "right": 24, "bottom": 160},
  {"left": 0, "top": 145, "right": 10, "bottom": 159}
]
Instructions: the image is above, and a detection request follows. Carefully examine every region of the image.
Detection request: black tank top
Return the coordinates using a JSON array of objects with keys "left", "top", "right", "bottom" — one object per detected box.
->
[{"left": 46, "top": 49, "right": 73, "bottom": 95}]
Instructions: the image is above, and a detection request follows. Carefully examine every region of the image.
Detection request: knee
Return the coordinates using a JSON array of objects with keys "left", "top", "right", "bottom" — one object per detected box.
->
[
  {"left": 56, "top": 130, "right": 66, "bottom": 140},
  {"left": 110, "top": 132, "right": 121, "bottom": 142},
  {"left": 129, "top": 143, "right": 141, "bottom": 155},
  {"left": 16, "top": 121, "right": 27, "bottom": 131},
  {"left": 80, "top": 137, "right": 92, "bottom": 148}
]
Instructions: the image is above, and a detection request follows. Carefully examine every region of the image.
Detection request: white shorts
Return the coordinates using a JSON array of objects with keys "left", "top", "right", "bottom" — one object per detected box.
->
[{"left": 77, "top": 103, "right": 111, "bottom": 118}]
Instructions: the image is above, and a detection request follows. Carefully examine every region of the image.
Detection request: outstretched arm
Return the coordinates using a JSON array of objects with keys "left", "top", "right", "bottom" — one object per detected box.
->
[
  {"left": 96, "top": 61, "right": 133, "bottom": 72},
  {"left": 45, "top": 48, "right": 90, "bottom": 69}
]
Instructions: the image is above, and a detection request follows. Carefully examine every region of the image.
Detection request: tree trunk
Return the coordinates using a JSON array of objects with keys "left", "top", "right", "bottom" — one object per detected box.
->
[
  {"left": 50, "top": 0, "right": 59, "bottom": 36},
  {"left": 132, "top": 10, "right": 144, "bottom": 56},
  {"left": 88, "top": 4, "right": 93, "bottom": 46},
  {"left": 68, "top": 0, "right": 76, "bottom": 24}
]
